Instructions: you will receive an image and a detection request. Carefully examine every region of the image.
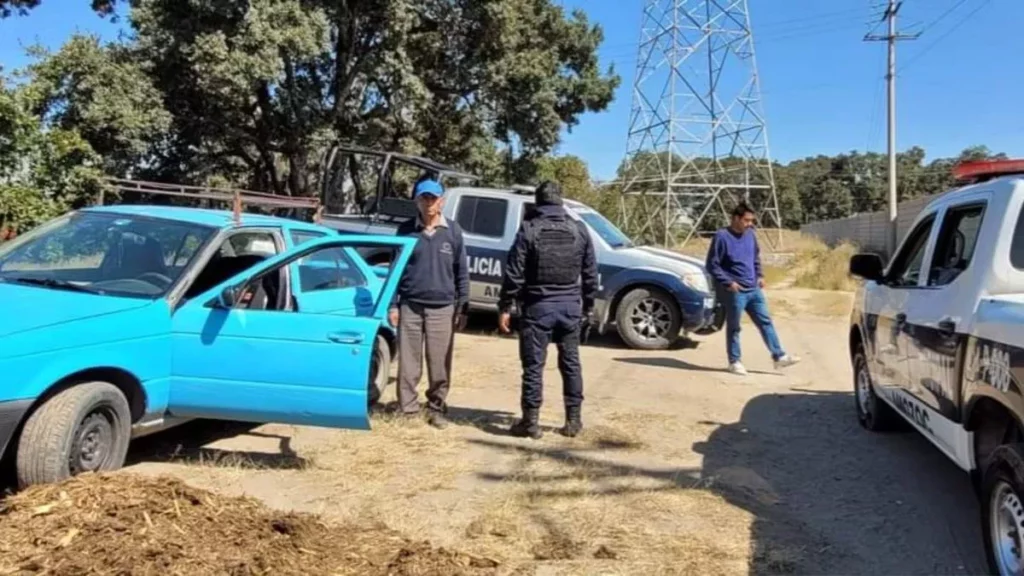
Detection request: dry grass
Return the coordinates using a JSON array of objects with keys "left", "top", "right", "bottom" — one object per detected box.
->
[
  {"left": 458, "top": 449, "right": 759, "bottom": 575},
  {"left": 790, "top": 241, "right": 860, "bottom": 292}
]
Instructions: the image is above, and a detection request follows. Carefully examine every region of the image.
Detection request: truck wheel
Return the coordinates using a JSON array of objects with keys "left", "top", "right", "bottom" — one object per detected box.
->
[
  {"left": 368, "top": 334, "right": 391, "bottom": 408},
  {"left": 615, "top": 287, "right": 681, "bottom": 350},
  {"left": 981, "top": 444, "right": 1024, "bottom": 576},
  {"left": 852, "top": 346, "right": 899, "bottom": 432},
  {"left": 15, "top": 382, "right": 132, "bottom": 488}
]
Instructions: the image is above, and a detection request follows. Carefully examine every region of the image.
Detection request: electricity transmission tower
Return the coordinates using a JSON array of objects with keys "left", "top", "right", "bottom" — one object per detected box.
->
[{"left": 618, "top": 0, "right": 781, "bottom": 249}]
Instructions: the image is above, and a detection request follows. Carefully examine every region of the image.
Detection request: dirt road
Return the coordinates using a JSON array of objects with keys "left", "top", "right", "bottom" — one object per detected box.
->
[{"left": 126, "top": 289, "right": 986, "bottom": 575}]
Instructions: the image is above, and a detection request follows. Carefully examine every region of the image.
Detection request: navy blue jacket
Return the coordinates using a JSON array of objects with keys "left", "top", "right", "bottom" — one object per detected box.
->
[
  {"left": 498, "top": 205, "right": 598, "bottom": 312},
  {"left": 706, "top": 227, "right": 762, "bottom": 290},
  {"left": 393, "top": 216, "right": 469, "bottom": 310}
]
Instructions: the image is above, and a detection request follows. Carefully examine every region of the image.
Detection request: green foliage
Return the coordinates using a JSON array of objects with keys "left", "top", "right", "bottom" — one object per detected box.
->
[{"left": 0, "top": 77, "right": 103, "bottom": 234}]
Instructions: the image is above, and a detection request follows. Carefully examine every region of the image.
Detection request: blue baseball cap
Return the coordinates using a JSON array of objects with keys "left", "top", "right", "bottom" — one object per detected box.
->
[{"left": 414, "top": 179, "right": 444, "bottom": 198}]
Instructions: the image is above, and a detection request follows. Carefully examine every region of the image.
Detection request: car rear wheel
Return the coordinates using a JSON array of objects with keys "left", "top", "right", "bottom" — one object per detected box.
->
[
  {"left": 853, "top": 345, "right": 899, "bottom": 432},
  {"left": 982, "top": 444, "right": 1024, "bottom": 576},
  {"left": 15, "top": 381, "right": 132, "bottom": 488},
  {"left": 368, "top": 334, "right": 391, "bottom": 408},
  {"left": 615, "top": 287, "right": 681, "bottom": 350}
]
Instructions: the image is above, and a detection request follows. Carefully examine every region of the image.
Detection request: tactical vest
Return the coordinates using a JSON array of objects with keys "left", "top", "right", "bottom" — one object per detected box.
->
[{"left": 527, "top": 217, "right": 584, "bottom": 286}]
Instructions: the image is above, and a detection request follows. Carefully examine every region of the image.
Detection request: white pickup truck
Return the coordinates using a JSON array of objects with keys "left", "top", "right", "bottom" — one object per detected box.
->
[{"left": 847, "top": 159, "right": 1024, "bottom": 576}]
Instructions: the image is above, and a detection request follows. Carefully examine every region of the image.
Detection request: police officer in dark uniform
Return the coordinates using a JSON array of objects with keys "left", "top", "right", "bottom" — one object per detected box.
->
[{"left": 497, "top": 181, "right": 598, "bottom": 439}]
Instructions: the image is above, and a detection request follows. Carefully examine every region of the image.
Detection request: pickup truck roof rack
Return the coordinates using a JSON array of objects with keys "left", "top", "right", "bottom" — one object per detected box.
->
[
  {"left": 952, "top": 159, "right": 1024, "bottom": 185},
  {"left": 103, "top": 178, "right": 323, "bottom": 225},
  {"left": 326, "top": 145, "right": 481, "bottom": 184}
]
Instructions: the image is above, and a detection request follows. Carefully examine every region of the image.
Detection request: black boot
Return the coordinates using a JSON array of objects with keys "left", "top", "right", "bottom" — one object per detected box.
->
[
  {"left": 559, "top": 405, "right": 582, "bottom": 437},
  {"left": 510, "top": 408, "right": 542, "bottom": 439}
]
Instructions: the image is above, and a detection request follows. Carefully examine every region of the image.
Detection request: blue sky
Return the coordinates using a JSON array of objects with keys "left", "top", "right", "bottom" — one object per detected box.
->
[{"left": 1, "top": 0, "right": 1020, "bottom": 181}]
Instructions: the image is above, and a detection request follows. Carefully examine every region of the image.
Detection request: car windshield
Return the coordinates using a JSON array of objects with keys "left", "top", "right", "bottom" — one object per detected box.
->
[
  {"left": 573, "top": 209, "right": 634, "bottom": 249},
  {"left": 0, "top": 211, "right": 216, "bottom": 298}
]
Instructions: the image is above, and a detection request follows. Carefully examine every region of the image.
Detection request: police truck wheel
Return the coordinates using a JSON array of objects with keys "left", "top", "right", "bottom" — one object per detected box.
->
[
  {"left": 615, "top": 287, "right": 681, "bottom": 350},
  {"left": 15, "top": 382, "right": 132, "bottom": 488},
  {"left": 981, "top": 444, "right": 1024, "bottom": 576},
  {"left": 368, "top": 334, "right": 391, "bottom": 408},
  {"left": 853, "top": 346, "right": 899, "bottom": 432}
]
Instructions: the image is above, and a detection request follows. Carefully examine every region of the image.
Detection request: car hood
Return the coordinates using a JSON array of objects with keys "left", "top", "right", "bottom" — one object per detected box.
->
[
  {"left": 616, "top": 245, "right": 708, "bottom": 275},
  {"left": 0, "top": 283, "right": 152, "bottom": 338}
]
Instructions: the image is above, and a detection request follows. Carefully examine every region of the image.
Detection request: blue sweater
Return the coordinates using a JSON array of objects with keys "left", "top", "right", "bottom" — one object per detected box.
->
[
  {"left": 706, "top": 227, "right": 761, "bottom": 290},
  {"left": 393, "top": 217, "right": 469, "bottom": 310}
]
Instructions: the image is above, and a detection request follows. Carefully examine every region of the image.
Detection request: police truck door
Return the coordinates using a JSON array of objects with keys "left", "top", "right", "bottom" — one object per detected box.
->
[{"left": 452, "top": 194, "right": 517, "bottom": 308}]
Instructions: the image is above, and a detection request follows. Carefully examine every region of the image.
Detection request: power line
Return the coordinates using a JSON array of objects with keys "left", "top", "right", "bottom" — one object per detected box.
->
[
  {"left": 898, "top": 0, "right": 993, "bottom": 73},
  {"left": 915, "top": 0, "right": 971, "bottom": 35}
]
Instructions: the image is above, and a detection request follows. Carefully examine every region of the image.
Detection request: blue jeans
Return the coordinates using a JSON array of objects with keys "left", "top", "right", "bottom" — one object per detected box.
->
[{"left": 724, "top": 288, "right": 785, "bottom": 364}]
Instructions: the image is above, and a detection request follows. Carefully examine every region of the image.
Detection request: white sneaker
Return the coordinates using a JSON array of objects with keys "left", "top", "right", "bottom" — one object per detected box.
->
[
  {"left": 774, "top": 354, "right": 801, "bottom": 369},
  {"left": 728, "top": 362, "right": 748, "bottom": 376}
]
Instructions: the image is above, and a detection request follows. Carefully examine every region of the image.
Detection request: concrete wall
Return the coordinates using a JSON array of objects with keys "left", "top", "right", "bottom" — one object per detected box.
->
[{"left": 800, "top": 193, "right": 939, "bottom": 257}]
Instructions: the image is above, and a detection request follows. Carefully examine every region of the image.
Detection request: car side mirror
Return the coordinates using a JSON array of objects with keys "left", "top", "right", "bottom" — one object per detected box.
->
[
  {"left": 214, "top": 286, "right": 239, "bottom": 309},
  {"left": 849, "top": 253, "right": 885, "bottom": 283}
]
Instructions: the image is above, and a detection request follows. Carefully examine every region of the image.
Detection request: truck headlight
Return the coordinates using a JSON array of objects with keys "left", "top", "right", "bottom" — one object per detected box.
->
[{"left": 681, "top": 271, "right": 709, "bottom": 294}]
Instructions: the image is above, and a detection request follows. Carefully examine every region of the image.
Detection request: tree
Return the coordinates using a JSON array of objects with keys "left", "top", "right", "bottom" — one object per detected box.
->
[
  {"left": 71, "top": 0, "right": 619, "bottom": 201},
  {"left": 0, "top": 0, "right": 115, "bottom": 18},
  {"left": 23, "top": 35, "right": 171, "bottom": 176},
  {"left": 0, "top": 77, "right": 103, "bottom": 234}
]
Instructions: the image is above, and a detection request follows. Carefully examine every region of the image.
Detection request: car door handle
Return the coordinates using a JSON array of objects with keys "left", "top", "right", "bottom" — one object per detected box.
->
[{"left": 327, "top": 331, "right": 364, "bottom": 344}]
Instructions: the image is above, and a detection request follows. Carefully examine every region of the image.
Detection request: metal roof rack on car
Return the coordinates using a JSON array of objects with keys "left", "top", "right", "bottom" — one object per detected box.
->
[{"left": 102, "top": 178, "right": 323, "bottom": 225}]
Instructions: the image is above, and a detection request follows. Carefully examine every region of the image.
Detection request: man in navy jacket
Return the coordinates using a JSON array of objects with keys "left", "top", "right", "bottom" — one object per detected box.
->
[
  {"left": 706, "top": 202, "right": 800, "bottom": 376},
  {"left": 389, "top": 178, "right": 469, "bottom": 428}
]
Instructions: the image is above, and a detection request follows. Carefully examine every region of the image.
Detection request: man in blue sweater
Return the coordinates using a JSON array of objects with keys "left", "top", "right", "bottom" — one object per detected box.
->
[
  {"left": 706, "top": 203, "right": 800, "bottom": 376},
  {"left": 389, "top": 178, "right": 469, "bottom": 428}
]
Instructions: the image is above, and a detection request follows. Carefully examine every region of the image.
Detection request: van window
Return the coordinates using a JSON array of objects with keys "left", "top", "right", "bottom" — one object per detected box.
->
[{"left": 455, "top": 196, "right": 507, "bottom": 238}]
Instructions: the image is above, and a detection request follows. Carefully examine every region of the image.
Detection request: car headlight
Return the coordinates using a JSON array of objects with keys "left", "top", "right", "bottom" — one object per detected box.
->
[{"left": 681, "top": 271, "right": 709, "bottom": 294}]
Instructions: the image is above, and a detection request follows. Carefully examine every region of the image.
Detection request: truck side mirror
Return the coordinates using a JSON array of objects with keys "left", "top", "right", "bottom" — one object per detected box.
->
[{"left": 849, "top": 253, "right": 885, "bottom": 283}]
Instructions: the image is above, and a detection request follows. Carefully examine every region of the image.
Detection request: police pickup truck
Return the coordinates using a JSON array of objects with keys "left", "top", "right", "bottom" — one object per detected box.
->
[
  {"left": 847, "top": 159, "right": 1024, "bottom": 575},
  {"left": 317, "top": 147, "right": 722, "bottom": 350}
]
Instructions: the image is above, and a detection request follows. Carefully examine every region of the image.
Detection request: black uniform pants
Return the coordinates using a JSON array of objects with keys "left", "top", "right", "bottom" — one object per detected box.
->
[{"left": 518, "top": 300, "right": 584, "bottom": 412}]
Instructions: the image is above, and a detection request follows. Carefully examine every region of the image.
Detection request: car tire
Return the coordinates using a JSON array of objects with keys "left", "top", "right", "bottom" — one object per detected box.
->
[
  {"left": 368, "top": 334, "right": 391, "bottom": 408},
  {"left": 15, "top": 381, "right": 132, "bottom": 489},
  {"left": 981, "top": 444, "right": 1024, "bottom": 576},
  {"left": 852, "top": 346, "right": 900, "bottom": 432},
  {"left": 615, "top": 286, "right": 682, "bottom": 350}
]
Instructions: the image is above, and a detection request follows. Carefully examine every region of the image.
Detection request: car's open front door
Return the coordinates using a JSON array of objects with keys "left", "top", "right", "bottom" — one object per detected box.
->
[{"left": 168, "top": 235, "right": 415, "bottom": 430}]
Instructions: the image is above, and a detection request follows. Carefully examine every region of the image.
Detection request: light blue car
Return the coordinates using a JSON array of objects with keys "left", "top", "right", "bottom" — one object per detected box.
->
[{"left": 0, "top": 205, "right": 415, "bottom": 488}]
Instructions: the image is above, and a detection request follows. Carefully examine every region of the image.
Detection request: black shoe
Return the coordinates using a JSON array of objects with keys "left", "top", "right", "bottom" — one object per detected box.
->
[
  {"left": 559, "top": 406, "right": 582, "bottom": 438},
  {"left": 510, "top": 409, "right": 542, "bottom": 439}
]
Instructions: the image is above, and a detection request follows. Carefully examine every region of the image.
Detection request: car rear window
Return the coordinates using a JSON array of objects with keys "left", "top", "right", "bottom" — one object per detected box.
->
[{"left": 1011, "top": 203, "right": 1024, "bottom": 269}]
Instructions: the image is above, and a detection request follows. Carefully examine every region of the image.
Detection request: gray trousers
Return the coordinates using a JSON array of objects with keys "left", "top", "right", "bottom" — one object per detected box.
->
[{"left": 397, "top": 302, "right": 455, "bottom": 414}]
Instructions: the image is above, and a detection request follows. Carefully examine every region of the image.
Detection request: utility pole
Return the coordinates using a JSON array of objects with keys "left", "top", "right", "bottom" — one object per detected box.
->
[{"left": 865, "top": 1, "right": 918, "bottom": 257}]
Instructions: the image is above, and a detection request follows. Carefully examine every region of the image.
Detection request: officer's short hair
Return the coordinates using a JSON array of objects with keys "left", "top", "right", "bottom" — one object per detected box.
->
[
  {"left": 732, "top": 202, "right": 755, "bottom": 218},
  {"left": 535, "top": 181, "right": 563, "bottom": 206}
]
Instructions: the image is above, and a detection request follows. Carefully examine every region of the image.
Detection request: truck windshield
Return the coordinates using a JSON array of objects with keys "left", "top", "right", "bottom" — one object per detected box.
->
[
  {"left": 0, "top": 211, "right": 215, "bottom": 298},
  {"left": 574, "top": 210, "right": 634, "bottom": 249}
]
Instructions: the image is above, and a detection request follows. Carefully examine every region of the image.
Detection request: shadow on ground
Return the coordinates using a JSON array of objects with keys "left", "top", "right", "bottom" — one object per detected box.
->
[
  {"left": 126, "top": 419, "right": 310, "bottom": 470},
  {"left": 469, "top": 389, "right": 987, "bottom": 575},
  {"left": 613, "top": 356, "right": 774, "bottom": 375},
  {"left": 459, "top": 310, "right": 703, "bottom": 351}
]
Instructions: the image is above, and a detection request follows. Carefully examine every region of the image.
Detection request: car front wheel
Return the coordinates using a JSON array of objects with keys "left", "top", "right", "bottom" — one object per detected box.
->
[
  {"left": 615, "top": 287, "right": 682, "bottom": 350},
  {"left": 982, "top": 444, "right": 1024, "bottom": 576},
  {"left": 15, "top": 381, "right": 132, "bottom": 488}
]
